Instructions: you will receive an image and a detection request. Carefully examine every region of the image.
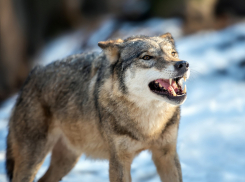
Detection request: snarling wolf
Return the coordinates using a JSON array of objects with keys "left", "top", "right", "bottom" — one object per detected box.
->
[{"left": 6, "top": 33, "right": 190, "bottom": 182}]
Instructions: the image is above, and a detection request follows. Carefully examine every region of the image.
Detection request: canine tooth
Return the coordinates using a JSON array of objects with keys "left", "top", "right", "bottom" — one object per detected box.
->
[
  {"left": 155, "top": 81, "right": 158, "bottom": 84},
  {"left": 183, "top": 85, "right": 187, "bottom": 93},
  {"left": 172, "top": 90, "right": 177, "bottom": 96},
  {"left": 159, "top": 83, "right": 162, "bottom": 87},
  {"left": 178, "top": 78, "right": 183, "bottom": 86},
  {"left": 184, "top": 77, "right": 186, "bottom": 82},
  {"left": 169, "top": 78, "right": 172, "bottom": 85}
]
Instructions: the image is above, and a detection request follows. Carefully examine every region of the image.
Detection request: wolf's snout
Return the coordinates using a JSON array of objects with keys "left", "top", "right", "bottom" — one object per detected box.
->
[{"left": 174, "top": 61, "right": 189, "bottom": 71}]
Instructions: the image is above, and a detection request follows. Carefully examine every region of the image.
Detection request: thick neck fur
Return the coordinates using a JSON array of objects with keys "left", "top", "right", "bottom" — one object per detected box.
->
[
  {"left": 99, "top": 74, "right": 178, "bottom": 141},
  {"left": 127, "top": 95, "right": 177, "bottom": 139}
]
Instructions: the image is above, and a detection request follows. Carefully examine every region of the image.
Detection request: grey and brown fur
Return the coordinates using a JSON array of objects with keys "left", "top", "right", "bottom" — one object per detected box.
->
[{"left": 6, "top": 33, "right": 189, "bottom": 182}]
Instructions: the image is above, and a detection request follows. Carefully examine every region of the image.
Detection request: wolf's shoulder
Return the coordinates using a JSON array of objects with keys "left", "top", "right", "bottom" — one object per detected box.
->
[
  {"left": 47, "top": 51, "right": 101, "bottom": 68},
  {"left": 33, "top": 51, "right": 104, "bottom": 76},
  {"left": 63, "top": 51, "right": 101, "bottom": 64}
]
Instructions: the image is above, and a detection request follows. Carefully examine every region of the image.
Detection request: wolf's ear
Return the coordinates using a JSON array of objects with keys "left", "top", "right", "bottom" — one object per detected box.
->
[
  {"left": 98, "top": 39, "right": 124, "bottom": 63},
  {"left": 159, "top": 32, "right": 175, "bottom": 44}
]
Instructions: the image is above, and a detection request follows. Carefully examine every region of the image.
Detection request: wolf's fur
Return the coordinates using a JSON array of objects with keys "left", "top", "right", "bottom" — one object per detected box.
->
[{"left": 6, "top": 33, "right": 189, "bottom": 182}]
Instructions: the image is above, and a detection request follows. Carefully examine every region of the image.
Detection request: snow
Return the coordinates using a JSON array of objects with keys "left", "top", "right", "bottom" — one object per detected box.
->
[{"left": 0, "top": 19, "right": 245, "bottom": 182}]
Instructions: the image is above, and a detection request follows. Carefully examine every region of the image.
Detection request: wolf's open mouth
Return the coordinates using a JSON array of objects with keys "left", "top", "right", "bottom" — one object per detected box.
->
[{"left": 148, "top": 76, "right": 187, "bottom": 97}]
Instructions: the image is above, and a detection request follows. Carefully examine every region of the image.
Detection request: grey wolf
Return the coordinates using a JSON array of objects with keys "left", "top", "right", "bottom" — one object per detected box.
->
[{"left": 6, "top": 33, "right": 190, "bottom": 182}]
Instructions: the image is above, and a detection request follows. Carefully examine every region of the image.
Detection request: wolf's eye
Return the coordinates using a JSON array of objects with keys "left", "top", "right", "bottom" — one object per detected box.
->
[
  {"left": 171, "top": 52, "right": 177, "bottom": 57},
  {"left": 142, "top": 55, "right": 152, "bottom": 60}
]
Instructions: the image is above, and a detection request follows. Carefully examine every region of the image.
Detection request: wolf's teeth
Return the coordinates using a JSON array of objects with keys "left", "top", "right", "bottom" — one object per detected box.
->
[
  {"left": 183, "top": 85, "right": 187, "bottom": 93},
  {"left": 159, "top": 83, "right": 162, "bottom": 87},
  {"left": 172, "top": 90, "right": 177, "bottom": 96},
  {"left": 184, "top": 77, "right": 186, "bottom": 82},
  {"left": 178, "top": 78, "right": 183, "bottom": 86},
  {"left": 155, "top": 81, "right": 158, "bottom": 84},
  {"left": 169, "top": 78, "right": 172, "bottom": 85}
]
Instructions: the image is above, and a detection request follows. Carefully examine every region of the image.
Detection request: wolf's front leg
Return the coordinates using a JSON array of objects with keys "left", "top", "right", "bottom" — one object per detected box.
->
[
  {"left": 151, "top": 145, "right": 182, "bottom": 182},
  {"left": 108, "top": 137, "right": 135, "bottom": 182},
  {"left": 109, "top": 154, "right": 132, "bottom": 182}
]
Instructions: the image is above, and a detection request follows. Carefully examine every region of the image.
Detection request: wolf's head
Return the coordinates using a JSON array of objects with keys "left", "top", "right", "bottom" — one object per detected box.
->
[{"left": 98, "top": 33, "right": 190, "bottom": 106}]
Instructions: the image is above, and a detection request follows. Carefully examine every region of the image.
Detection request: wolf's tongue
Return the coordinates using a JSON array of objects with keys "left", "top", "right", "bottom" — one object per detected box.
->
[{"left": 156, "top": 79, "right": 178, "bottom": 92}]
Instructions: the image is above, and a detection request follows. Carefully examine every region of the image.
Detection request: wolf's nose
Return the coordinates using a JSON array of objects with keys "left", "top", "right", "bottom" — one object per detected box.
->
[{"left": 174, "top": 61, "right": 189, "bottom": 70}]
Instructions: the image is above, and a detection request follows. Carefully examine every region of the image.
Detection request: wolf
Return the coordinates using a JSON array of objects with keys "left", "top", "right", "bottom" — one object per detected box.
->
[{"left": 6, "top": 33, "right": 190, "bottom": 182}]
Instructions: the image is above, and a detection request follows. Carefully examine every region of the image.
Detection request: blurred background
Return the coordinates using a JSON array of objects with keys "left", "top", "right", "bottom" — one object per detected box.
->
[{"left": 0, "top": 0, "right": 245, "bottom": 181}]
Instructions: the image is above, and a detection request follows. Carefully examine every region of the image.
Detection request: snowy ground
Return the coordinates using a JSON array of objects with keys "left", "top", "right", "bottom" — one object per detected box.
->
[{"left": 0, "top": 19, "right": 245, "bottom": 182}]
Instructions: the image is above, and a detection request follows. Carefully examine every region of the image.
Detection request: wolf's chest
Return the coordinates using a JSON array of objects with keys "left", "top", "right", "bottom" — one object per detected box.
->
[{"left": 138, "top": 109, "right": 175, "bottom": 138}]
